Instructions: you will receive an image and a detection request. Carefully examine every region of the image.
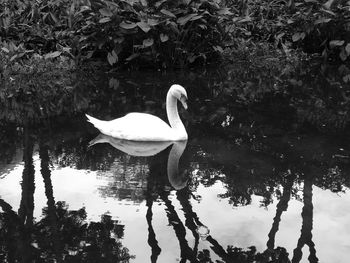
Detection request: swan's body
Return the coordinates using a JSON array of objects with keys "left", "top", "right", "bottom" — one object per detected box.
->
[{"left": 86, "top": 84, "right": 188, "bottom": 141}]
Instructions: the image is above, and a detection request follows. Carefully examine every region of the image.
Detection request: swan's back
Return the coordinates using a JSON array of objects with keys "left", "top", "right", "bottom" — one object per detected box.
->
[
  {"left": 93, "top": 113, "right": 179, "bottom": 141},
  {"left": 86, "top": 84, "right": 188, "bottom": 141}
]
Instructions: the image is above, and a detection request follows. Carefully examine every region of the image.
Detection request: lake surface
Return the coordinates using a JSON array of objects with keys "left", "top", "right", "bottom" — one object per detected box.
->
[{"left": 1, "top": 66, "right": 350, "bottom": 262}]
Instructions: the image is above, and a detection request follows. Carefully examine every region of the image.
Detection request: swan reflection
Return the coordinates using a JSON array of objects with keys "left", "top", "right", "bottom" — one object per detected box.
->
[{"left": 89, "top": 133, "right": 188, "bottom": 190}]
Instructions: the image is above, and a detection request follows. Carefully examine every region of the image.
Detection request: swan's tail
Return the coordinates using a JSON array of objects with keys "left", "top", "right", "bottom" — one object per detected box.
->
[{"left": 85, "top": 114, "right": 106, "bottom": 133}]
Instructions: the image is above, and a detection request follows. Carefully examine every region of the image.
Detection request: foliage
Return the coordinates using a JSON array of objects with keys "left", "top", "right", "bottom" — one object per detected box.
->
[
  {"left": 0, "top": 0, "right": 233, "bottom": 68},
  {"left": 225, "top": 0, "right": 350, "bottom": 61},
  {"left": 1, "top": 0, "right": 350, "bottom": 68}
]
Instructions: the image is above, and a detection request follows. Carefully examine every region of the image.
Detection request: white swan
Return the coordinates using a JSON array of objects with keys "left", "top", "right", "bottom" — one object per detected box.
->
[{"left": 86, "top": 84, "right": 188, "bottom": 141}]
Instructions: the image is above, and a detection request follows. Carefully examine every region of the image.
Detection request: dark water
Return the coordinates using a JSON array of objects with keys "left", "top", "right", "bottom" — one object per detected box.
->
[{"left": 1, "top": 67, "right": 350, "bottom": 262}]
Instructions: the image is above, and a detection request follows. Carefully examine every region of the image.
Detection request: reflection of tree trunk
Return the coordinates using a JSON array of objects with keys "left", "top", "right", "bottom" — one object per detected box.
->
[
  {"left": 177, "top": 190, "right": 232, "bottom": 262},
  {"left": 18, "top": 127, "right": 35, "bottom": 226},
  {"left": 206, "top": 235, "right": 231, "bottom": 262},
  {"left": 39, "top": 143, "right": 62, "bottom": 262},
  {"left": 146, "top": 198, "right": 161, "bottom": 263},
  {"left": 18, "top": 126, "right": 35, "bottom": 263},
  {"left": 160, "top": 192, "right": 199, "bottom": 263},
  {"left": 267, "top": 174, "right": 294, "bottom": 250},
  {"left": 292, "top": 178, "right": 318, "bottom": 263},
  {"left": 176, "top": 189, "right": 200, "bottom": 254},
  {"left": 145, "top": 149, "right": 169, "bottom": 262}
]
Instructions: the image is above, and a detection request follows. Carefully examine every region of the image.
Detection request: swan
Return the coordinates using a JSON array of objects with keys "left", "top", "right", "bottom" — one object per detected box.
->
[{"left": 86, "top": 84, "right": 188, "bottom": 141}]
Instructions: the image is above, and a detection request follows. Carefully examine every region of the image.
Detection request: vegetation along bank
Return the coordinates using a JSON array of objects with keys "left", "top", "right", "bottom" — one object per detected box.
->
[{"left": 1, "top": 0, "right": 350, "bottom": 132}]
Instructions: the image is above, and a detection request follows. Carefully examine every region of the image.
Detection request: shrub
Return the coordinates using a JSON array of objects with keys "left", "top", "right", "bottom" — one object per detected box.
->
[{"left": 0, "top": 0, "right": 234, "bottom": 68}]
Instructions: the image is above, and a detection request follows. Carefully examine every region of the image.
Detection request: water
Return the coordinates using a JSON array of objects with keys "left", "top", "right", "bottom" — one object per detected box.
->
[{"left": 1, "top": 67, "right": 350, "bottom": 262}]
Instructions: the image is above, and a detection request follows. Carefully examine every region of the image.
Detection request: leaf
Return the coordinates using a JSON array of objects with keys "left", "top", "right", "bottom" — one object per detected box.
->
[
  {"left": 44, "top": 51, "right": 62, "bottom": 59},
  {"left": 276, "top": 32, "right": 285, "bottom": 40},
  {"left": 323, "top": 0, "right": 336, "bottom": 9},
  {"left": 137, "top": 21, "right": 151, "bottom": 33},
  {"left": 190, "top": 15, "right": 203, "bottom": 21},
  {"left": 99, "top": 17, "right": 111, "bottom": 23},
  {"left": 126, "top": 53, "right": 140, "bottom": 61},
  {"left": 114, "top": 37, "right": 125, "bottom": 44},
  {"left": 239, "top": 16, "right": 252, "bottom": 23},
  {"left": 339, "top": 47, "right": 348, "bottom": 61},
  {"left": 321, "top": 9, "right": 336, "bottom": 16},
  {"left": 160, "top": 33, "right": 169, "bottom": 42},
  {"left": 148, "top": 18, "right": 160, "bottom": 26},
  {"left": 107, "top": 51, "right": 118, "bottom": 65},
  {"left": 213, "top": 45, "right": 224, "bottom": 53},
  {"left": 177, "top": 13, "right": 198, "bottom": 26},
  {"left": 1, "top": 47, "right": 9, "bottom": 53},
  {"left": 188, "top": 54, "right": 197, "bottom": 63},
  {"left": 292, "top": 32, "right": 305, "bottom": 42},
  {"left": 10, "top": 55, "right": 17, "bottom": 61},
  {"left": 99, "top": 8, "right": 113, "bottom": 17},
  {"left": 49, "top": 12, "right": 59, "bottom": 24},
  {"left": 345, "top": 43, "right": 350, "bottom": 55},
  {"left": 120, "top": 21, "right": 137, "bottom": 29},
  {"left": 109, "top": 78, "right": 119, "bottom": 89},
  {"left": 343, "top": 74, "right": 350, "bottom": 83},
  {"left": 329, "top": 40, "right": 344, "bottom": 48},
  {"left": 143, "top": 38, "right": 154, "bottom": 47},
  {"left": 17, "top": 52, "right": 25, "bottom": 58},
  {"left": 338, "top": 64, "right": 349, "bottom": 74},
  {"left": 314, "top": 17, "right": 331, "bottom": 25},
  {"left": 217, "top": 8, "right": 232, "bottom": 15},
  {"left": 155, "top": 0, "right": 167, "bottom": 8},
  {"left": 160, "top": 9, "right": 176, "bottom": 18}
]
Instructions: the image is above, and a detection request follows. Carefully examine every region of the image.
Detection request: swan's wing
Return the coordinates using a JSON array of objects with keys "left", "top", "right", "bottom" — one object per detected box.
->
[{"left": 106, "top": 113, "right": 174, "bottom": 141}]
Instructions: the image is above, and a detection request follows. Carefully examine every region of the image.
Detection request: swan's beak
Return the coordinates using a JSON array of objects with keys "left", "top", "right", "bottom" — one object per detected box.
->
[{"left": 180, "top": 94, "right": 188, "bottom": 110}]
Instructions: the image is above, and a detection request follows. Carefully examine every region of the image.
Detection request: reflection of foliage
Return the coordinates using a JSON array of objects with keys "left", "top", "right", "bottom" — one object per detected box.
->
[
  {"left": 0, "top": 201, "right": 134, "bottom": 263},
  {"left": 38, "top": 202, "right": 132, "bottom": 262},
  {"left": 97, "top": 156, "right": 149, "bottom": 202},
  {"left": 0, "top": 122, "right": 19, "bottom": 170},
  {"left": 188, "top": 60, "right": 350, "bottom": 133},
  {"left": 188, "top": 139, "right": 287, "bottom": 207},
  {"left": 0, "top": 128, "right": 134, "bottom": 262},
  {"left": 214, "top": 246, "right": 290, "bottom": 263},
  {"left": 188, "top": 129, "right": 350, "bottom": 207},
  {"left": 314, "top": 166, "right": 347, "bottom": 193}
]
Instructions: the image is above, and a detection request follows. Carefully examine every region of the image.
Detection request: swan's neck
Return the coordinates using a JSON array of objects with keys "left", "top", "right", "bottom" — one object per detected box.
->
[{"left": 166, "top": 92, "right": 187, "bottom": 139}]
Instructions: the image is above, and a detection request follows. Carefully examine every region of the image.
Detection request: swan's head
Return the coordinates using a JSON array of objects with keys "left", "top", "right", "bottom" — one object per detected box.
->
[{"left": 169, "top": 84, "right": 188, "bottom": 110}]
